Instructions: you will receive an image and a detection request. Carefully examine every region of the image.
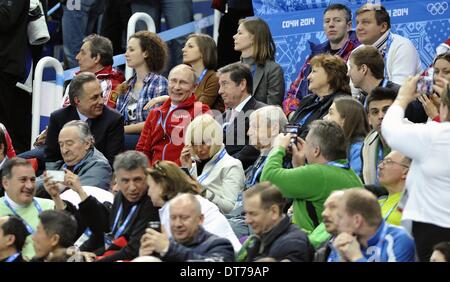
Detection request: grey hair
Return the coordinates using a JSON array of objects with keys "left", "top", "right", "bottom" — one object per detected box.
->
[
  {"left": 113, "top": 150, "right": 148, "bottom": 172},
  {"left": 249, "top": 106, "right": 287, "bottom": 133},
  {"left": 62, "top": 120, "right": 95, "bottom": 149},
  {"left": 68, "top": 72, "right": 97, "bottom": 106},
  {"left": 83, "top": 34, "right": 114, "bottom": 67}
]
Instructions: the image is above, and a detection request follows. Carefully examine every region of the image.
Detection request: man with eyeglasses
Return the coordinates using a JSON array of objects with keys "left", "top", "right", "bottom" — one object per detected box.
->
[
  {"left": 65, "top": 151, "right": 159, "bottom": 262},
  {"left": 377, "top": 151, "right": 411, "bottom": 226},
  {"left": 361, "top": 87, "right": 396, "bottom": 185}
]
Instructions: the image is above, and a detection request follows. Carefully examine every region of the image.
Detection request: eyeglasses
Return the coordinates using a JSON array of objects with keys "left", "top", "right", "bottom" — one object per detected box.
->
[{"left": 379, "top": 158, "right": 409, "bottom": 168}]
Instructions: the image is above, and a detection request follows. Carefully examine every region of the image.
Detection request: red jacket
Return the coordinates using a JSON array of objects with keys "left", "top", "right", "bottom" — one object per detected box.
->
[
  {"left": 62, "top": 66, "right": 125, "bottom": 109},
  {"left": 136, "top": 94, "right": 210, "bottom": 166}
]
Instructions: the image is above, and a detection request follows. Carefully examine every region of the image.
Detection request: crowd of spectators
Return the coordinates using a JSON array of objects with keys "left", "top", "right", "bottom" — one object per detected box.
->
[{"left": 0, "top": 1, "right": 449, "bottom": 263}]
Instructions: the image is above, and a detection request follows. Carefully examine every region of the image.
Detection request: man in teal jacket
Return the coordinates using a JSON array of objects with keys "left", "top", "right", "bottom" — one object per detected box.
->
[{"left": 261, "top": 120, "right": 363, "bottom": 233}]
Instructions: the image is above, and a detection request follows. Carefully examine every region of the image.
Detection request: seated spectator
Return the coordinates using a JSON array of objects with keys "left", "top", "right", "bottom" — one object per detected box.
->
[
  {"left": 237, "top": 182, "right": 314, "bottom": 262},
  {"left": 182, "top": 34, "right": 224, "bottom": 112},
  {"left": 382, "top": 76, "right": 450, "bottom": 262},
  {"left": 65, "top": 151, "right": 159, "bottom": 262},
  {"left": 136, "top": 64, "right": 210, "bottom": 166},
  {"left": 377, "top": 151, "right": 410, "bottom": 226},
  {"left": 361, "top": 87, "right": 396, "bottom": 185},
  {"left": 288, "top": 54, "right": 350, "bottom": 138},
  {"left": 227, "top": 105, "right": 288, "bottom": 238},
  {"left": 31, "top": 210, "right": 77, "bottom": 262},
  {"left": 45, "top": 73, "right": 124, "bottom": 167},
  {"left": 311, "top": 191, "right": 345, "bottom": 261},
  {"left": 324, "top": 96, "right": 369, "bottom": 177},
  {"left": 116, "top": 31, "right": 169, "bottom": 150},
  {"left": 430, "top": 242, "right": 450, "bottom": 262},
  {"left": 348, "top": 45, "right": 427, "bottom": 123},
  {"left": 0, "top": 158, "right": 75, "bottom": 260},
  {"left": 146, "top": 160, "right": 241, "bottom": 252},
  {"left": 61, "top": 34, "right": 125, "bottom": 109},
  {"left": 139, "top": 193, "right": 235, "bottom": 262},
  {"left": 353, "top": 3, "right": 421, "bottom": 86},
  {"left": 181, "top": 114, "right": 244, "bottom": 213},
  {"left": 261, "top": 120, "right": 363, "bottom": 233},
  {"left": 284, "top": 3, "right": 359, "bottom": 114},
  {"left": 38, "top": 120, "right": 112, "bottom": 193},
  {"left": 218, "top": 62, "right": 266, "bottom": 169},
  {"left": 0, "top": 215, "right": 28, "bottom": 262},
  {"left": 329, "top": 189, "right": 415, "bottom": 262},
  {"left": 234, "top": 17, "right": 284, "bottom": 106},
  {"left": 418, "top": 52, "right": 450, "bottom": 122}
]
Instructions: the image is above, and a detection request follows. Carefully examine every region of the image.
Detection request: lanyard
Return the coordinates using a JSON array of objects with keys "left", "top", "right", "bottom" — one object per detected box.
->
[
  {"left": 250, "top": 64, "right": 257, "bottom": 77},
  {"left": 5, "top": 252, "right": 20, "bottom": 262},
  {"left": 382, "top": 33, "right": 393, "bottom": 80},
  {"left": 326, "top": 161, "right": 350, "bottom": 169},
  {"left": 111, "top": 204, "right": 138, "bottom": 239},
  {"left": 380, "top": 197, "right": 400, "bottom": 222},
  {"left": 381, "top": 78, "right": 389, "bottom": 87},
  {"left": 297, "top": 111, "right": 314, "bottom": 127},
  {"left": 196, "top": 69, "right": 208, "bottom": 85},
  {"left": 197, "top": 148, "right": 227, "bottom": 184},
  {"left": 3, "top": 198, "right": 42, "bottom": 234},
  {"left": 246, "top": 156, "right": 268, "bottom": 187}
]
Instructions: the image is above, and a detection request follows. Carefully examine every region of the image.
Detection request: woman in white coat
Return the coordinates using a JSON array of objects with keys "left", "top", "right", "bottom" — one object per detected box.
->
[{"left": 180, "top": 114, "right": 245, "bottom": 214}]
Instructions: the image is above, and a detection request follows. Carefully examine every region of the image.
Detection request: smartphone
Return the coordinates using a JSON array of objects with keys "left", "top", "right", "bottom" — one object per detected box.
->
[
  {"left": 46, "top": 170, "right": 65, "bottom": 182},
  {"left": 147, "top": 221, "right": 161, "bottom": 232},
  {"left": 416, "top": 76, "right": 433, "bottom": 96},
  {"left": 284, "top": 124, "right": 301, "bottom": 146}
]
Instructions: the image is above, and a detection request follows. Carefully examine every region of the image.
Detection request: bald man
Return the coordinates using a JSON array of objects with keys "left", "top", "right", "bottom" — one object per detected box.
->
[
  {"left": 136, "top": 64, "right": 210, "bottom": 165},
  {"left": 138, "top": 193, "right": 234, "bottom": 262}
]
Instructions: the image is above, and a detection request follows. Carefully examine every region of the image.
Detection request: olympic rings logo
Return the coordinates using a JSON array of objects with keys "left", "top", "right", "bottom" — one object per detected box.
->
[{"left": 427, "top": 2, "right": 448, "bottom": 15}]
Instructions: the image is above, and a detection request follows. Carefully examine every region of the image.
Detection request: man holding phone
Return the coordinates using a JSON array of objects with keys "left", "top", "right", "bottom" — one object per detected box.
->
[{"left": 138, "top": 193, "right": 234, "bottom": 262}]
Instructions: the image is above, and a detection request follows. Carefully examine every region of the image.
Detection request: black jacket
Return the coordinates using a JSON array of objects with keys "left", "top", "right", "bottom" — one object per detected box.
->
[
  {"left": 290, "top": 91, "right": 349, "bottom": 138},
  {"left": 244, "top": 216, "right": 314, "bottom": 262},
  {"left": 0, "top": 0, "right": 29, "bottom": 79},
  {"left": 163, "top": 227, "right": 235, "bottom": 262},
  {"left": 78, "top": 192, "right": 159, "bottom": 262},
  {"left": 223, "top": 97, "right": 266, "bottom": 169},
  {"left": 44, "top": 105, "right": 124, "bottom": 166}
]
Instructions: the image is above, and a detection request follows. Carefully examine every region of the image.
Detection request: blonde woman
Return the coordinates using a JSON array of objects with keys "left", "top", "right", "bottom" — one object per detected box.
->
[{"left": 180, "top": 114, "right": 245, "bottom": 214}]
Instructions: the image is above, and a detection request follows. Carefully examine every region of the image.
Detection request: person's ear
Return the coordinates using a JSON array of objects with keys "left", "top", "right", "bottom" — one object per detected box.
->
[
  {"left": 314, "top": 145, "right": 321, "bottom": 158},
  {"left": 198, "top": 214, "right": 205, "bottom": 225},
  {"left": 73, "top": 96, "right": 80, "bottom": 106},
  {"left": 94, "top": 54, "right": 101, "bottom": 65},
  {"left": 270, "top": 204, "right": 280, "bottom": 220},
  {"left": 5, "top": 234, "right": 16, "bottom": 248},
  {"left": 2, "top": 176, "right": 9, "bottom": 191},
  {"left": 50, "top": 234, "right": 61, "bottom": 248},
  {"left": 239, "top": 79, "right": 248, "bottom": 93},
  {"left": 380, "top": 22, "right": 388, "bottom": 33}
]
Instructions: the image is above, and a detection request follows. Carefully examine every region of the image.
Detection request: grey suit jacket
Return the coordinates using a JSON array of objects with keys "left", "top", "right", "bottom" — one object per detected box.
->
[{"left": 250, "top": 59, "right": 285, "bottom": 106}]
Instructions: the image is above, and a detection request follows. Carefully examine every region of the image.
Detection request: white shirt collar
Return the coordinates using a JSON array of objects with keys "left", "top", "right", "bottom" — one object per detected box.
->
[
  {"left": 233, "top": 95, "right": 252, "bottom": 113},
  {"left": 4, "top": 193, "right": 28, "bottom": 209},
  {"left": 76, "top": 109, "right": 89, "bottom": 122}
]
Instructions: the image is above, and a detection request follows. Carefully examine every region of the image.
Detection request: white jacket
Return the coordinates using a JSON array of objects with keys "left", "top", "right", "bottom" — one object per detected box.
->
[
  {"left": 382, "top": 105, "right": 450, "bottom": 228},
  {"left": 189, "top": 146, "right": 245, "bottom": 214},
  {"left": 159, "top": 195, "right": 242, "bottom": 252}
]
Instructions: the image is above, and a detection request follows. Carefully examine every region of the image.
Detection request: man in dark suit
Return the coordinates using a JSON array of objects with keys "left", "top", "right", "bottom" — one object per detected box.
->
[
  {"left": 218, "top": 63, "right": 266, "bottom": 169},
  {"left": 45, "top": 72, "right": 124, "bottom": 167}
]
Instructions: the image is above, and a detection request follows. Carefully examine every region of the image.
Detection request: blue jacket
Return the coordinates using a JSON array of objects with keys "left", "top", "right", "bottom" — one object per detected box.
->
[
  {"left": 328, "top": 221, "right": 416, "bottom": 262},
  {"left": 163, "top": 227, "right": 235, "bottom": 262}
]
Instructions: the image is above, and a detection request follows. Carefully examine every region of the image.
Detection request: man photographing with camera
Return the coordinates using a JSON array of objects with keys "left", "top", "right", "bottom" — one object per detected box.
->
[{"left": 261, "top": 120, "right": 363, "bottom": 234}]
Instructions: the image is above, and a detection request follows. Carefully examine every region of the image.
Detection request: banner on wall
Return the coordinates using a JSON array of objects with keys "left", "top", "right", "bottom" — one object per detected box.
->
[{"left": 256, "top": 0, "right": 449, "bottom": 88}]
